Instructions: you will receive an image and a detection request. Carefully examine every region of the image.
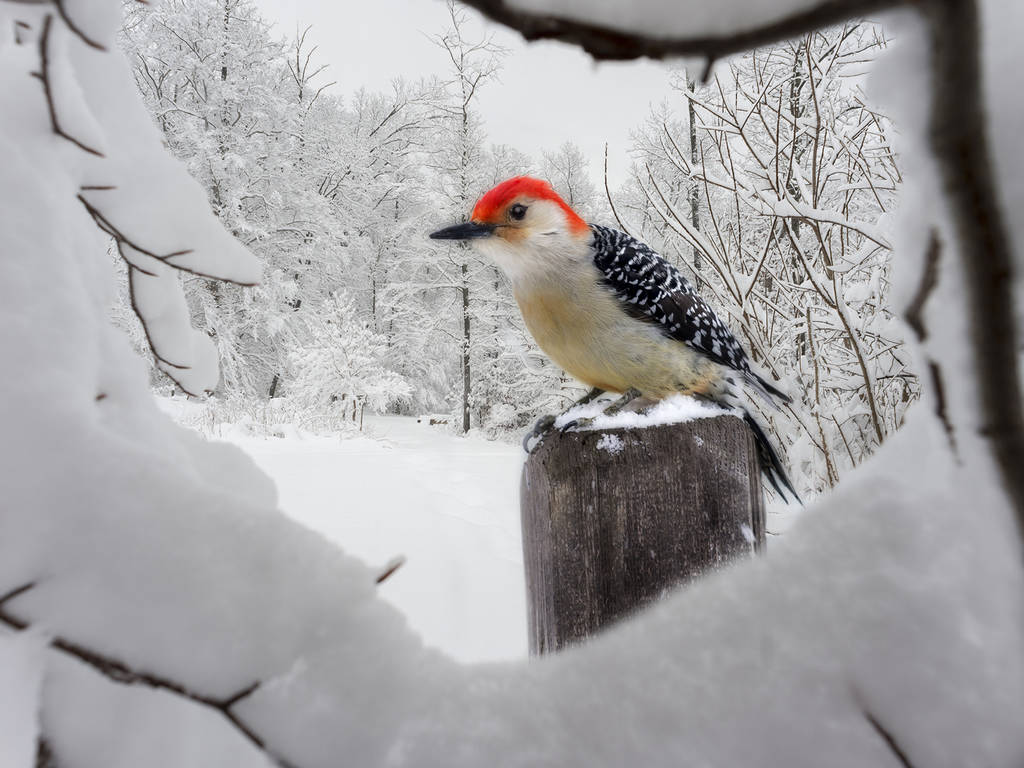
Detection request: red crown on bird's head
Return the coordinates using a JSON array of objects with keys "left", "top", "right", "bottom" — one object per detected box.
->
[{"left": 471, "top": 176, "right": 589, "bottom": 236}]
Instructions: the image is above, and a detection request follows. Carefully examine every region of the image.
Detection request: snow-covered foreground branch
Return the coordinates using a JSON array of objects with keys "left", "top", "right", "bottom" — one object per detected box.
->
[
  {"left": 461, "top": 0, "right": 907, "bottom": 63},
  {"left": 0, "top": 582, "right": 271, "bottom": 762},
  {"left": 1, "top": 1, "right": 1023, "bottom": 767}
]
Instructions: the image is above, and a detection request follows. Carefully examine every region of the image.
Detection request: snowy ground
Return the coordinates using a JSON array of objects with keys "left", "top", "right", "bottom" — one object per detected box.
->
[
  {"left": 158, "top": 399, "right": 528, "bottom": 663},
  {"left": 158, "top": 397, "right": 801, "bottom": 664}
]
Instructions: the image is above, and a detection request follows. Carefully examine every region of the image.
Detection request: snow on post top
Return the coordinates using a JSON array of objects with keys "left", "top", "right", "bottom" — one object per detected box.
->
[{"left": 553, "top": 393, "right": 730, "bottom": 431}]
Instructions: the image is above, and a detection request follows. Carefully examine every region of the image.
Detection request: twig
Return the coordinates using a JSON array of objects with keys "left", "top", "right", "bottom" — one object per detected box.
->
[
  {"left": 375, "top": 556, "right": 406, "bottom": 584},
  {"left": 78, "top": 193, "right": 257, "bottom": 285},
  {"left": 78, "top": 192, "right": 258, "bottom": 395},
  {"left": 36, "top": 736, "right": 55, "bottom": 768},
  {"left": 55, "top": 0, "right": 106, "bottom": 50},
  {"left": 31, "top": 15, "right": 104, "bottom": 157},
  {"left": 14, "top": 20, "right": 31, "bottom": 45},
  {"left": 0, "top": 582, "right": 34, "bottom": 629},
  {"left": 928, "top": 360, "right": 958, "bottom": 455},
  {"left": 849, "top": 685, "right": 917, "bottom": 768},
  {"left": 78, "top": 194, "right": 195, "bottom": 265},
  {"left": 863, "top": 709, "right": 916, "bottom": 768},
  {"left": 904, "top": 231, "right": 940, "bottom": 343},
  {"left": 603, "top": 143, "right": 631, "bottom": 235},
  {"left": 0, "top": 582, "right": 291, "bottom": 767}
]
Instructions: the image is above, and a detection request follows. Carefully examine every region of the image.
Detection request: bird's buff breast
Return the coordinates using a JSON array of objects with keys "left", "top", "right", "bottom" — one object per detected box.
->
[{"left": 512, "top": 272, "right": 715, "bottom": 398}]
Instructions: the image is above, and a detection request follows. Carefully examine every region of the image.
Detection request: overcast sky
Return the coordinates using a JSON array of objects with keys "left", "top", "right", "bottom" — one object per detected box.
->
[{"left": 253, "top": 0, "right": 681, "bottom": 189}]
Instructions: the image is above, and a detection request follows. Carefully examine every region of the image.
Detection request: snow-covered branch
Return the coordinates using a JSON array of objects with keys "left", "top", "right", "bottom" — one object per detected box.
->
[
  {"left": 457, "top": 0, "right": 906, "bottom": 66},
  {"left": 0, "top": 582, "right": 286, "bottom": 767}
]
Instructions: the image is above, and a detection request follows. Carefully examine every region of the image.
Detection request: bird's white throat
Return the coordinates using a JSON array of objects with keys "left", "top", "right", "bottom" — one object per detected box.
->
[{"left": 473, "top": 230, "right": 592, "bottom": 291}]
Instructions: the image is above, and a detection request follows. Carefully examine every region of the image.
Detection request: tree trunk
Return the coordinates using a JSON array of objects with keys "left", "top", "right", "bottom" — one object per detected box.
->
[
  {"left": 686, "top": 73, "right": 702, "bottom": 274},
  {"left": 520, "top": 415, "right": 764, "bottom": 654},
  {"left": 460, "top": 265, "right": 471, "bottom": 433}
]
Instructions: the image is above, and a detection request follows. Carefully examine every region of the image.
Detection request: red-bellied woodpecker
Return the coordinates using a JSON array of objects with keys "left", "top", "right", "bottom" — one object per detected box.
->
[{"left": 431, "top": 176, "right": 798, "bottom": 502}]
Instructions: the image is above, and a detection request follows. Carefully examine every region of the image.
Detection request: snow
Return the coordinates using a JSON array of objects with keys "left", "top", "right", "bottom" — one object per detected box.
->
[
  {"left": 127, "top": 260, "right": 224, "bottom": 395},
  {"left": 204, "top": 411, "right": 528, "bottom": 664},
  {"left": 739, "top": 523, "right": 754, "bottom": 544},
  {"left": 64, "top": 0, "right": 260, "bottom": 396},
  {"left": 394, "top": 415, "right": 1024, "bottom": 768},
  {"left": 982, "top": 1, "right": 1024, "bottom": 328},
  {"left": 594, "top": 433, "right": 625, "bottom": 454},
  {"left": 554, "top": 392, "right": 730, "bottom": 431},
  {"left": 0, "top": 4, "right": 433, "bottom": 762},
  {"left": 2, "top": 0, "right": 1024, "bottom": 766},
  {"left": 0, "top": 633, "right": 46, "bottom": 768},
  {"left": 43, "top": 652, "right": 274, "bottom": 768}
]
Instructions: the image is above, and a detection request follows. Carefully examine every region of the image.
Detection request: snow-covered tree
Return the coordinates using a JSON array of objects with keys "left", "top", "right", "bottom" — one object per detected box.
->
[
  {"left": 624, "top": 25, "right": 908, "bottom": 495},
  {"left": 288, "top": 293, "right": 411, "bottom": 430},
  {"left": 117, "top": 0, "right": 610, "bottom": 433},
  {"left": 424, "top": 0, "right": 514, "bottom": 433},
  {"left": 328, "top": 81, "right": 450, "bottom": 414},
  {"left": 122, "top": 0, "right": 370, "bottom": 401},
  {"left": 541, "top": 140, "right": 599, "bottom": 221}
]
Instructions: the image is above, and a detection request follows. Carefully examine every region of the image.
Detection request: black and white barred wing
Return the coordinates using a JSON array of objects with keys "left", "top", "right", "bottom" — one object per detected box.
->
[{"left": 589, "top": 224, "right": 750, "bottom": 373}]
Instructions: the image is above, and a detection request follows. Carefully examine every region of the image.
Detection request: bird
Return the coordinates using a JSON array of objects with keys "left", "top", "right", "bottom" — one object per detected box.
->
[{"left": 430, "top": 176, "right": 798, "bottom": 502}]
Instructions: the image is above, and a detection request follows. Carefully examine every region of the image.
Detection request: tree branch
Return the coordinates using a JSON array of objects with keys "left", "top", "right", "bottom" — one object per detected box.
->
[
  {"left": 455, "top": 0, "right": 907, "bottom": 63},
  {"left": 904, "top": 230, "right": 940, "bottom": 343},
  {"left": 0, "top": 582, "right": 293, "bottom": 768},
  {"left": 923, "top": 0, "right": 1024, "bottom": 529},
  {"left": 31, "top": 14, "right": 104, "bottom": 157},
  {"left": 55, "top": 0, "right": 106, "bottom": 50}
]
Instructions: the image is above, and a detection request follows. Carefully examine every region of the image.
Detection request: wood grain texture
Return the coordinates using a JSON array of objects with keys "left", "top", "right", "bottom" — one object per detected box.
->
[{"left": 521, "top": 414, "right": 764, "bottom": 654}]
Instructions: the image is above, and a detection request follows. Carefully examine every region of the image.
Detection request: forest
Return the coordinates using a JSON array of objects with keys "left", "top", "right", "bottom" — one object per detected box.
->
[{"left": 116, "top": 0, "right": 908, "bottom": 497}]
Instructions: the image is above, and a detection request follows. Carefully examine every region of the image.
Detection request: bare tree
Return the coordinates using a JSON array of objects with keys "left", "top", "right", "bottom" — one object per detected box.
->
[
  {"left": 540, "top": 141, "right": 598, "bottom": 219},
  {"left": 430, "top": 0, "right": 507, "bottom": 432},
  {"left": 627, "top": 25, "right": 908, "bottom": 494}
]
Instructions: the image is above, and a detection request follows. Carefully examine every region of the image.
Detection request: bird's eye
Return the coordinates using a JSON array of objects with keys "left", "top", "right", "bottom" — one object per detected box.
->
[{"left": 509, "top": 204, "right": 528, "bottom": 221}]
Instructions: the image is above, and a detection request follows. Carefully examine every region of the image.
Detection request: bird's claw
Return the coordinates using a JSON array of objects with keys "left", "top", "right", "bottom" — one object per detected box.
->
[
  {"left": 523, "top": 414, "right": 557, "bottom": 453},
  {"left": 523, "top": 413, "right": 598, "bottom": 452},
  {"left": 560, "top": 416, "right": 594, "bottom": 433}
]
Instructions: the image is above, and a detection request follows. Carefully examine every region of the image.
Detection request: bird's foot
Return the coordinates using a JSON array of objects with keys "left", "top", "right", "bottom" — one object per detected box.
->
[
  {"left": 602, "top": 387, "right": 643, "bottom": 417},
  {"left": 559, "top": 416, "right": 595, "bottom": 433},
  {"left": 554, "top": 389, "right": 643, "bottom": 434},
  {"left": 522, "top": 414, "right": 557, "bottom": 453}
]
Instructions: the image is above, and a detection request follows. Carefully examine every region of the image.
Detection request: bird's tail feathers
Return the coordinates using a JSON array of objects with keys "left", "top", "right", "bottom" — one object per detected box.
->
[
  {"left": 743, "top": 409, "right": 801, "bottom": 506},
  {"left": 744, "top": 370, "right": 791, "bottom": 410}
]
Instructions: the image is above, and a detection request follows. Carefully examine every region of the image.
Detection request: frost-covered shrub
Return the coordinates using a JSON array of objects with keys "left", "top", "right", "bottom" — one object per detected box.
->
[{"left": 287, "top": 293, "right": 412, "bottom": 430}]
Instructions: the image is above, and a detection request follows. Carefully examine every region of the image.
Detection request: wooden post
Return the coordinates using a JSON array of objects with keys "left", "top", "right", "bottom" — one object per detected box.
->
[{"left": 520, "top": 414, "right": 764, "bottom": 655}]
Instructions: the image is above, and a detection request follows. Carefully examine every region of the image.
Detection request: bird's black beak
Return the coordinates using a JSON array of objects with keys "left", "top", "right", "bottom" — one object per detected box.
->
[{"left": 429, "top": 221, "right": 495, "bottom": 240}]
